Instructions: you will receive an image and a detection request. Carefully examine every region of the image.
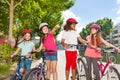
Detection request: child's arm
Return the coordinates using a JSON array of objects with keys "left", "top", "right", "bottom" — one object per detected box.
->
[
  {"left": 11, "top": 48, "right": 21, "bottom": 58},
  {"left": 77, "top": 36, "right": 87, "bottom": 44},
  {"left": 61, "top": 38, "right": 69, "bottom": 48},
  {"left": 102, "top": 37, "right": 119, "bottom": 50},
  {"left": 32, "top": 46, "right": 37, "bottom": 52},
  {"left": 50, "top": 24, "right": 60, "bottom": 34},
  {"left": 37, "top": 43, "right": 43, "bottom": 52}
]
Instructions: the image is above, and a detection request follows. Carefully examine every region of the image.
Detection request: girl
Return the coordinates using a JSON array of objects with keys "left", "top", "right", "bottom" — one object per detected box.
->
[
  {"left": 61, "top": 18, "right": 87, "bottom": 80},
  {"left": 11, "top": 29, "right": 36, "bottom": 75},
  {"left": 37, "top": 23, "right": 60, "bottom": 80},
  {"left": 85, "top": 24, "right": 120, "bottom": 80}
]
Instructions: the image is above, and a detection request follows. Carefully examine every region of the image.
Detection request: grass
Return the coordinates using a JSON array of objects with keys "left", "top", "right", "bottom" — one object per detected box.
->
[
  {"left": 79, "top": 51, "right": 120, "bottom": 64},
  {"left": 0, "top": 63, "right": 10, "bottom": 75}
]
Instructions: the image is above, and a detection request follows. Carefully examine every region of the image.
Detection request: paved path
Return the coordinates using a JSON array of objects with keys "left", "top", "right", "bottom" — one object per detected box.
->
[
  {"left": 3, "top": 50, "right": 120, "bottom": 80},
  {"left": 31, "top": 50, "right": 67, "bottom": 80}
]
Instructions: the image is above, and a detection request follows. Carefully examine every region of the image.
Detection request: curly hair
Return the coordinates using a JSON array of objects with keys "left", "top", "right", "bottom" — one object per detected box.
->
[{"left": 63, "top": 22, "right": 75, "bottom": 31}]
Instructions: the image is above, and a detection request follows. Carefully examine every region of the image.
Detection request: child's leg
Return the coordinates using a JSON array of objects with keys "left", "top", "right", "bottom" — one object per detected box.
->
[
  {"left": 20, "top": 58, "right": 25, "bottom": 74},
  {"left": 86, "top": 56, "right": 92, "bottom": 80},
  {"left": 71, "top": 69, "right": 76, "bottom": 80},
  {"left": 45, "top": 60, "right": 51, "bottom": 79},
  {"left": 71, "top": 51, "right": 77, "bottom": 80},
  {"left": 92, "top": 58, "right": 100, "bottom": 80},
  {"left": 51, "top": 61, "right": 57, "bottom": 80},
  {"left": 65, "top": 70, "right": 70, "bottom": 80},
  {"left": 65, "top": 51, "right": 71, "bottom": 80},
  {"left": 25, "top": 59, "right": 32, "bottom": 74},
  {"left": 20, "top": 68, "right": 25, "bottom": 74}
]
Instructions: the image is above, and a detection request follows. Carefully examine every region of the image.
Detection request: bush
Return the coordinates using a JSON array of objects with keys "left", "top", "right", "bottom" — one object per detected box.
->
[
  {"left": 0, "top": 63, "right": 10, "bottom": 75},
  {"left": 0, "top": 44, "right": 14, "bottom": 64}
]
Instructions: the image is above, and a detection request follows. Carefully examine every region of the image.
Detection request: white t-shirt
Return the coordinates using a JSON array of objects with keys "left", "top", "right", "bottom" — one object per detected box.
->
[{"left": 62, "top": 30, "right": 80, "bottom": 51}]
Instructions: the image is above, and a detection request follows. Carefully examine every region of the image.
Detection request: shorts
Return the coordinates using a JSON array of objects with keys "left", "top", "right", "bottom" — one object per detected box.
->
[
  {"left": 65, "top": 50, "right": 77, "bottom": 71},
  {"left": 20, "top": 57, "right": 32, "bottom": 71},
  {"left": 44, "top": 52, "right": 58, "bottom": 61}
]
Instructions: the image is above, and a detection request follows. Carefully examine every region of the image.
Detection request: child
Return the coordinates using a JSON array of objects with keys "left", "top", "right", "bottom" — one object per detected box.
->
[
  {"left": 37, "top": 23, "right": 60, "bottom": 80},
  {"left": 85, "top": 24, "right": 120, "bottom": 80},
  {"left": 61, "top": 18, "right": 87, "bottom": 80},
  {"left": 11, "top": 29, "right": 36, "bottom": 75}
]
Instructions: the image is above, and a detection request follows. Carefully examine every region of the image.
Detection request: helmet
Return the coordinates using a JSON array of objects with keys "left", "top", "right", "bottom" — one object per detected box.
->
[
  {"left": 66, "top": 18, "right": 78, "bottom": 24},
  {"left": 39, "top": 23, "right": 48, "bottom": 30},
  {"left": 22, "top": 29, "right": 32, "bottom": 36},
  {"left": 90, "top": 24, "right": 100, "bottom": 29}
]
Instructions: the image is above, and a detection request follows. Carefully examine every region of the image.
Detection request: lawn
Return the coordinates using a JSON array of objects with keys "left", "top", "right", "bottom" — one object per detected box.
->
[{"left": 0, "top": 63, "right": 10, "bottom": 75}]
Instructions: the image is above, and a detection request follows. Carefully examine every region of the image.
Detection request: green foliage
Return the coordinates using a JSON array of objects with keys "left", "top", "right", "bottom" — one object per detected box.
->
[
  {"left": 0, "top": 0, "right": 9, "bottom": 35},
  {"left": 80, "top": 17, "right": 113, "bottom": 40},
  {"left": 0, "top": 63, "right": 10, "bottom": 75},
  {"left": 0, "top": 44, "right": 14, "bottom": 64},
  {"left": 0, "top": 0, "right": 76, "bottom": 38}
]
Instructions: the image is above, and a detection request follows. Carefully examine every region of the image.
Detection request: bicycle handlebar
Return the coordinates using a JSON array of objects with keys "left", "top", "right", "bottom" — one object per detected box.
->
[
  {"left": 81, "top": 43, "right": 119, "bottom": 54},
  {"left": 101, "top": 48, "right": 118, "bottom": 54}
]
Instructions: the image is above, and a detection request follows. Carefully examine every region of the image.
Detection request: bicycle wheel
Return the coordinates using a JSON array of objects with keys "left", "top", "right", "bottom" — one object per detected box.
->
[
  {"left": 102, "top": 66, "right": 120, "bottom": 80},
  {"left": 25, "top": 68, "right": 45, "bottom": 80},
  {"left": 76, "top": 57, "right": 88, "bottom": 80}
]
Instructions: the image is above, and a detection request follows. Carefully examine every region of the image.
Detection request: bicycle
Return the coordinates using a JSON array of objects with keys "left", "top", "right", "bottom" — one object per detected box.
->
[
  {"left": 10, "top": 56, "right": 25, "bottom": 80},
  {"left": 10, "top": 51, "right": 35, "bottom": 80},
  {"left": 90, "top": 48, "right": 120, "bottom": 80},
  {"left": 24, "top": 50, "right": 55, "bottom": 80},
  {"left": 76, "top": 54, "right": 88, "bottom": 80}
]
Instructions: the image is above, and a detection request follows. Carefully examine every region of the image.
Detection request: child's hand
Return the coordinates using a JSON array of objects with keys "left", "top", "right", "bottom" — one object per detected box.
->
[
  {"left": 64, "top": 43, "right": 69, "bottom": 49},
  {"left": 55, "top": 24, "right": 60, "bottom": 29},
  {"left": 11, "top": 54, "right": 15, "bottom": 58},
  {"left": 36, "top": 49, "right": 41, "bottom": 52},
  {"left": 115, "top": 47, "right": 120, "bottom": 53},
  {"left": 96, "top": 47, "right": 101, "bottom": 52},
  {"left": 25, "top": 53, "right": 31, "bottom": 58}
]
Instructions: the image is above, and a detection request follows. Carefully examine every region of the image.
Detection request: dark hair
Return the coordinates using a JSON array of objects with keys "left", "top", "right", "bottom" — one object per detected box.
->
[
  {"left": 39, "top": 28, "right": 46, "bottom": 44},
  {"left": 63, "top": 22, "right": 75, "bottom": 31}
]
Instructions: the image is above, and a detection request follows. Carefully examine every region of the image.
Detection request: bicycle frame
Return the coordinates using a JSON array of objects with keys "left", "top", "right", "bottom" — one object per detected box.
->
[
  {"left": 98, "top": 57, "right": 112, "bottom": 76},
  {"left": 33, "top": 58, "right": 45, "bottom": 80}
]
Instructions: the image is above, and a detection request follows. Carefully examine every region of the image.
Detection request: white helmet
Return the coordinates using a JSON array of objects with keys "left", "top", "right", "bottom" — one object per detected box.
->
[{"left": 39, "top": 23, "right": 48, "bottom": 30}]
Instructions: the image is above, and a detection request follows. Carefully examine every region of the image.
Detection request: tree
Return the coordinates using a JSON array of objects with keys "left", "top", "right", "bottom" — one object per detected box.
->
[
  {"left": 80, "top": 17, "right": 113, "bottom": 40},
  {"left": 0, "top": 0, "right": 75, "bottom": 40},
  {"left": 5, "top": 0, "right": 23, "bottom": 42}
]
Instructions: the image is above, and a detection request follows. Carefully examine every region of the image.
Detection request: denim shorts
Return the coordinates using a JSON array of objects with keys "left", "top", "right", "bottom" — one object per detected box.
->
[
  {"left": 20, "top": 57, "right": 32, "bottom": 71},
  {"left": 44, "top": 52, "right": 58, "bottom": 61}
]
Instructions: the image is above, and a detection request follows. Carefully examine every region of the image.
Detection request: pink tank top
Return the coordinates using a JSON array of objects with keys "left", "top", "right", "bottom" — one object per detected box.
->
[
  {"left": 43, "top": 33, "right": 57, "bottom": 54},
  {"left": 85, "top": 35, "right": 103, "bottom": 58}
]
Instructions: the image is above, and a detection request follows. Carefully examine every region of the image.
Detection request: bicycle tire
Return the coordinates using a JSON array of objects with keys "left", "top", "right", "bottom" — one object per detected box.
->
[
  {"left": 76, "top": 57, "right": 88, "bottom": 80},
  {"left": 24, "top": 68, "right": 45, "bottom": 80},
  {"left": 105, "top": 66, "right": 120, "bottom": 80}
]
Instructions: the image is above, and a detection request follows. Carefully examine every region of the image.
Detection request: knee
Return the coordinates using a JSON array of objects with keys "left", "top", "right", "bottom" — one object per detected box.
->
[
  {"left": 52, "top": 67, "right": 57, "bottom": 73},
  {"left": 20, "top": 68, "right": 25, "bottom": 74},
  {"left": 47, "top": 66, "right": 51, "bottom": 72}
]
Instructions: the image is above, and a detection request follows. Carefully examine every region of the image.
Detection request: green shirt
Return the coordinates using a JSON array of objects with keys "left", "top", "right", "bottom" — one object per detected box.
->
[{"left": 18, "top": 41, "right": 35, "bottom": 56}]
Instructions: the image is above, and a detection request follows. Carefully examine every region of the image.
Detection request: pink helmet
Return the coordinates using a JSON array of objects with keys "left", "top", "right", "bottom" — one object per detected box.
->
[{"left": 90, "top": 24, "right": 100, "bottom": 29}]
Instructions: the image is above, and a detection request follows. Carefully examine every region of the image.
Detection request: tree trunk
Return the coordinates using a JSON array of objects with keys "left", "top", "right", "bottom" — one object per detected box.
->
[{"left": 8, "top": 0, "right": 14, "bottom": 42}]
